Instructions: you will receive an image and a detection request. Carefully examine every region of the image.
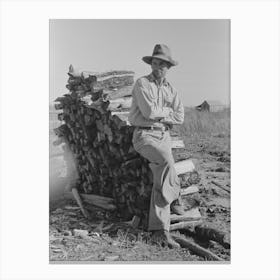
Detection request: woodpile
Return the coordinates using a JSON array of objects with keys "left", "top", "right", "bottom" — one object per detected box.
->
[{"left": 53, "top": 65, "right": 201, "bottom": 228}]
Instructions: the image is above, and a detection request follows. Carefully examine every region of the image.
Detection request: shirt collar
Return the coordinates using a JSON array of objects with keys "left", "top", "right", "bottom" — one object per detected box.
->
[{"left": 147, "top": 73, "right": 168, "bottom": 86}]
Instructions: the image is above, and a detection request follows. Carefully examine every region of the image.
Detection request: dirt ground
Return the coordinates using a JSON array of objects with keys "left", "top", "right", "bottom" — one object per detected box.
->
[{"left": 49, "top": 133, "right": 230, "bottom": 262}]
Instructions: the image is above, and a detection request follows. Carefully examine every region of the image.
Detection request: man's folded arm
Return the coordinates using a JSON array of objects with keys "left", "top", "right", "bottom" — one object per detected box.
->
[
  {"left": 134, "top": 79, "right": 173, "bottom": 120},
  {"left": 160, "top": 91, "right": 184, "bottom": 125}
]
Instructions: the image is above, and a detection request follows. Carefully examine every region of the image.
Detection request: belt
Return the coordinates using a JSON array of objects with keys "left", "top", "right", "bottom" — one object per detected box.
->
[{"left": 137, "top": 126, "right": 169, "bottom": 131}]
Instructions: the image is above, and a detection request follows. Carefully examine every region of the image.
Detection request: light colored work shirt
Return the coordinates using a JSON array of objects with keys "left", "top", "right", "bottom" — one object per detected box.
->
[{"left": 128, "top": 73, "right": 184, "bottom": 127}]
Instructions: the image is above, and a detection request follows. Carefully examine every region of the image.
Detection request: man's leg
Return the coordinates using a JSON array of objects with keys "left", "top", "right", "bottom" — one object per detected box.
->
[{"left": 134, "top": 134, "right": 180, "bottom": 231}]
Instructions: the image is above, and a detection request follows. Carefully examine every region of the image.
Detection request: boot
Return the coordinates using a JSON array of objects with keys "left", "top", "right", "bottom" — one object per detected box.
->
[
  {"left": 170, "top": 196, "right": 185, "bottom": 215},
  {"left": 151, "top": 230, "right": 181, "bottom": 249}
]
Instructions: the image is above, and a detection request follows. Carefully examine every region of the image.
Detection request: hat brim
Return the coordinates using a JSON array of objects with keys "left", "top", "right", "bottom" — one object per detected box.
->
[{"left": 142, "top": 55, "right": 178, "bottom": 66}]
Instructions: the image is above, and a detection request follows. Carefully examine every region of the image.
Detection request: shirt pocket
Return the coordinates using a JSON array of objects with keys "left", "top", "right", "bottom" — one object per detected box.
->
[
  {"left": 148, "top": 84, "right": 158, "bottom": 100},
  {"left": 163, "top": 90, "right": 174, "bottom": 105}
]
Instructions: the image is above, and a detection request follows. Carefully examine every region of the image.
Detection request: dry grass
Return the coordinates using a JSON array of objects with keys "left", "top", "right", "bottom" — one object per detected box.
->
[
  {"left": 174, "top": 108, "right": 230, "bottom": 138},
  {"left": 170, "top": 108, "right": 231, "bottom": 162},
  {"left": 49, "top": 201, "right": 204, "bottom": 262}
]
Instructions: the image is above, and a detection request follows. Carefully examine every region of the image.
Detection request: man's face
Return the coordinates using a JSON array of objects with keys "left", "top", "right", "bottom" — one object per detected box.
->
[{"left": 151, "top": 58, "right": 170, "bottom": 80}]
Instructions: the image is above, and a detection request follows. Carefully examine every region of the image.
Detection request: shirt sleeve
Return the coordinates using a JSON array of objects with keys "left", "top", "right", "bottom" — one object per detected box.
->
[
  {"left": 133, "top": 78, "right": 172, "bottom": 120},
  {"left": 161, "top": 89, "right": 184, "bottom": 125}
]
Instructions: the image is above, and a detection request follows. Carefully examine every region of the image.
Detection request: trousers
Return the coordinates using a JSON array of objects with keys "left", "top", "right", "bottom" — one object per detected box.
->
[{"left": 132, "top": 128, "right": 180, "bottom": 231}]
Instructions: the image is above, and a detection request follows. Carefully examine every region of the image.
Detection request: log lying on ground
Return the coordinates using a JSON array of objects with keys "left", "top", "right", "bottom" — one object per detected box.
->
[
  {"left": 80, "top": 194, "right": 117, "bottom": 211},
  {"left": 171, "top": 234, "right": 224, "bottom": 261},
  {"left": 211, "top": 180, "right": 230, "bottom": 193},
  {"left": 65, "top": 191, "right": 117, "bottom": 211},
  {"left": 195, "top": 225, "right": 230, "bottom": 249},
  {"left": 80, "top": 193, "right": 115, "bottom": 203},
  {"left": 71, "top": 188, "right": 90, "bottom": 218},
  {"left": 170, "top": 220, "right": 202, "bottom": 231},
  {"left": 53, "top": 65, "right": 201, "bottom": 224},
  {"left": 170, "top": 207, "right": 201, "bottom": 223}
]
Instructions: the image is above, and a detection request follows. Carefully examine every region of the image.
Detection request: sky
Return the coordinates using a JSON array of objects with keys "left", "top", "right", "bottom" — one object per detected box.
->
[{"left": 50, "top": 19, "right": 230, "bottom": 106}]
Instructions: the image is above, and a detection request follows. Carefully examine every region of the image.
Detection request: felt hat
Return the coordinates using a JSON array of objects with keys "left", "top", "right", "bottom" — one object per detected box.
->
[{"left": 142, "top": 44, "right": 178, "bottom": 66}]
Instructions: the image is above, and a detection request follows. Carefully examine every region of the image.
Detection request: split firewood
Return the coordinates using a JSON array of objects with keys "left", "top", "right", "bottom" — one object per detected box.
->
[
  {"left": 123, "top": 215, "right": 141, "bottom": 229},
  {"left": 71, "top": 188, "right": 90, "bottom": 218},
  {"left": 53, "top": 66, "right": 202, "bottom": 224},
  {"left": 170, "top": 138, "right": 185, "bottom": 149},
  {"left": 180, "top": 170, "right": 200, "bottom": 187},
  {"left": 172, "top": 148, "right": 190, "bottom": 162},
  {"left": 170, "top": 220, "right": 202, "bottom": 231},
  {"left": 80, "top": 193, "right": 114, "bottom": 203},
  {"left": 211, "top": 180, "right": 230, "bottom": 193},
  {"left": 170, "top": 207, "right": 201, "bottom": 223},
  {"left": 83, "top": 200, "right": 116, "bottom": 211},
  {"left": 103, "top": 96, "right": 132, "bottom": 111},
  {"left": 70, "top": 191, "right": 116, "bottom": 211},
  {"left": 174, "top": 159, "right": 195, "bottom": 175},
  {"left": 180, "top": 185, "right": 199, "bottom": 196},
  {"left": 102, "top": 85, "right": 133, "bottom": 100}
]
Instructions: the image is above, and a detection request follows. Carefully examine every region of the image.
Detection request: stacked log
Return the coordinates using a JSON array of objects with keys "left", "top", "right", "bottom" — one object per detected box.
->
[{"left": 53, "top": 65, "right": 201, "bottom": 224}]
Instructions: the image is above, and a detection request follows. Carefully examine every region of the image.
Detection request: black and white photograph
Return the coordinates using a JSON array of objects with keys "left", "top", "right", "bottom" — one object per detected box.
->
[
  {"left": 49, "top": 19, "right": 231, "bottom": 262},
  {"left": 1, "top": 0, "right": 280, "bottom": 278}
]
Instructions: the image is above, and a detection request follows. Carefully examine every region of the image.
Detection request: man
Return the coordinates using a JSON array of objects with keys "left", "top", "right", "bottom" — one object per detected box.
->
[{"left": 128, "top": 44, "right": 185, "bottom": 248}]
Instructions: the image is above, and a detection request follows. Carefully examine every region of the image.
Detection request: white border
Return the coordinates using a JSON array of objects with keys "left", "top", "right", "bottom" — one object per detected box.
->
[{"left": 1, "top": 0, "right": 280, "bottom": 280}]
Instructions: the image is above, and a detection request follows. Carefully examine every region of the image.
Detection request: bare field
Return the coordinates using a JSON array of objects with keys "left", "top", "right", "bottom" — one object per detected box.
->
[{"left": 49, "top": 108, "right": 230, "bottom": 262}]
